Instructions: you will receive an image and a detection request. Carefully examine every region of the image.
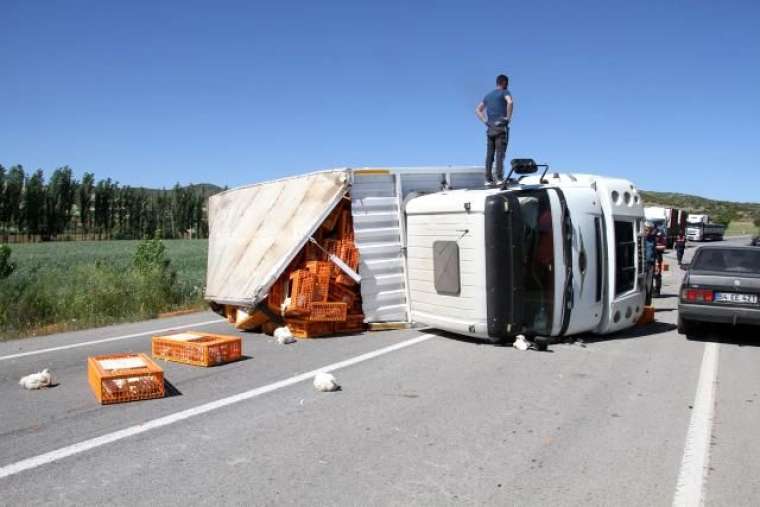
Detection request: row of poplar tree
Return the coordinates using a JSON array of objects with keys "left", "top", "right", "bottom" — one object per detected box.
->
[{"left": 0, "top": 164, "right": 217, "bottom": 241}]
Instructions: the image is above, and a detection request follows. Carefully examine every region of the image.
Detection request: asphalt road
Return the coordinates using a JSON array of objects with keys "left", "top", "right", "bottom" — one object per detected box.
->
[{"left": 1, "top": 237, "right": 758, "bottom": 506}]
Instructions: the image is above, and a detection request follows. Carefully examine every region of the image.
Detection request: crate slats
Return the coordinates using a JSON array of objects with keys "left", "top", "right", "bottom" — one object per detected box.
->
[
  {"left": 88, "top": 353, "right": 164, "bottom": 405},
  {"left": 152, "top": 332, "right": 242, "bottom": 367}
]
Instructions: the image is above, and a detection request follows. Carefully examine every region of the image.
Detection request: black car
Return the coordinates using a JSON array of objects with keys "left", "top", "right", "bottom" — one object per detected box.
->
[
  {"left": 751, "top": 236, "right": 760, "bottom": 247},
  {"left": 678, "top": 246, "right": 760, "bottom": 335}
]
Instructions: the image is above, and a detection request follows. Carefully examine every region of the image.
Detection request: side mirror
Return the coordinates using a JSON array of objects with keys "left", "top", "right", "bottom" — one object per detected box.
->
[{"left": 510, "top": 159, "right": 538, "bottom": 174}]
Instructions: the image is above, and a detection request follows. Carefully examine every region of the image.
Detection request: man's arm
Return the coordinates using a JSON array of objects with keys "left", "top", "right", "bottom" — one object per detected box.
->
[
  {"left": 505, "top": 94, "right": 513, "bottom": 123},
  {"left": 475, "top": 102, "right": 487, "bottom": 124}
]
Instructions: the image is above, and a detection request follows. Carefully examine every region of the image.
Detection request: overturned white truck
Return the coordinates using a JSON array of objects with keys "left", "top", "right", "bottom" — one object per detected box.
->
[{"left": 205, "top": 162, "right": 645, "bottom": 342}]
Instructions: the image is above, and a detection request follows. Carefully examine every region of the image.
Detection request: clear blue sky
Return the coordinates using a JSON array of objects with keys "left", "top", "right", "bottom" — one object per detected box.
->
[{"left": 1, "top": 0, "right": 758, "bottom": 201}]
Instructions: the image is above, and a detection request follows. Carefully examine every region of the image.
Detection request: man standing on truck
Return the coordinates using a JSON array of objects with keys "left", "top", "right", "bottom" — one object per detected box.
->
[{"left": 476, "top": 74, "right": 514, "bottom": 185}]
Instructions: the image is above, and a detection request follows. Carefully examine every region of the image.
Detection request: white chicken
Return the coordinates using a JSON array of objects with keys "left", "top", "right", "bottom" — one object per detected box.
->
[
  {"left": 313, "top": 372, "right": 340, "bottom": 392},
  {"left": 513, "top": 334, "right": 530, "bottom": 351},
  {"left": 19, "top": 369, "right": 54, "bottom": 390},
  {"left": 274, "top": 326, "right": 296, "bottom": 345}
]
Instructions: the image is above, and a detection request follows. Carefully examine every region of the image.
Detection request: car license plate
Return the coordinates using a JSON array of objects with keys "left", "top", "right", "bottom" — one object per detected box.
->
[{"left": 714, "top": 292, "right": 758, "bottom": 304}]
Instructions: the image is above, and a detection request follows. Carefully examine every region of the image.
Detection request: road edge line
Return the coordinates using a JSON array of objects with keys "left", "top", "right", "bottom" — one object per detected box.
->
[{"left": 0, "top": 318, "right": 227, "bottom": 362}]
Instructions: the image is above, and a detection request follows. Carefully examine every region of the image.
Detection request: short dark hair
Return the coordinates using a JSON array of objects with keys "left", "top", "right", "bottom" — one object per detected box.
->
[{"left": 496, "top": 74, "right": 509, "bottom": 88}]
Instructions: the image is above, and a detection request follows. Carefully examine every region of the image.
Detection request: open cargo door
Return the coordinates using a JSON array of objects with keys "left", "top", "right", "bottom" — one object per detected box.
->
[{"left": 205, "top": 170, "right": 350, "bottom": 307}]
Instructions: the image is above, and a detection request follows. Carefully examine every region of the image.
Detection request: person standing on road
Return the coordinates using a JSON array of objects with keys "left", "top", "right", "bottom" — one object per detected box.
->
[
  {"left": 675, "top": 233, "right": 686, "bottom": 265},
  {"left": 476, "top": 74, "right": 514, "bottom": 185},
  {"left": 643, "top": 223, "right": 658, "bottom": 305}
]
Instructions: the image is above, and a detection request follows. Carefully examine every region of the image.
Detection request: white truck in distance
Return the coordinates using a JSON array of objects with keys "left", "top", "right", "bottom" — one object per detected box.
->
[{"left": 685, "top": 214, "right": 725, "bottom": 241}]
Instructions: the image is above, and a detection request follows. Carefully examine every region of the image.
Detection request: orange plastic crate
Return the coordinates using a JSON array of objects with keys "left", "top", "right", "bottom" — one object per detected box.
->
[
  {"left": 329, "top": 281, "right": 358, "bottom": 306},
  {"left": 88, "top": 353, "right": 164, "bottom": 405},
  {"left": 267, "top": 276, "right": 286, "bottom": 312},
  {"left": 152, "top": 332, "right": 242, "bottom": 367},
  {"left": 306, "top": 261, "right": 332, "bottom": 302},
  {"left": 304, "top": 240, "right": 326, "bottom": 261},
  {"left": 324, "top": 239, "right": 339, "bottom": 256},
  {"left": 320, "top": 204, "right": 342, "bottom": 232},
  {"left": 339, "top": 242, "right": 359, "bottom": 270},
  {"left": 336, "top": 273, "right": 357, "bottom": 287},
  {"left": 337, "top": 209, "right": 354, "bottom": 240},
  {"left": 329, "top": 240, "right": 359, "bottom": 277},
  {"left": 309, "top": 302, "right": 348, "bottom": 322},
  {"left": 288, "top": 269, "right": 317, "bottom": 313},
  {"left": 335, "top": 314, "right": 366, "bottom": 333},
  {"left": 286, "top": 319, "right": 334, "bottom": 338}
]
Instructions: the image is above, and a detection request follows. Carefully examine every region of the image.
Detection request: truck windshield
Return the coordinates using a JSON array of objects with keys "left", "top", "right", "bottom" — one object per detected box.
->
[{"left": 515, "top": 191, "right": 554, "bottom": 335}]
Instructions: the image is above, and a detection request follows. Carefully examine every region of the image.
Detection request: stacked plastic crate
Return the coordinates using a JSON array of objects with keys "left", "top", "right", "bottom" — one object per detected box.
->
[
  {"left": 280, "top": 200, "right": 364, "bottom": 337},
  {"left": 230, "top": 199, "right": 364, "bottom": 337}
]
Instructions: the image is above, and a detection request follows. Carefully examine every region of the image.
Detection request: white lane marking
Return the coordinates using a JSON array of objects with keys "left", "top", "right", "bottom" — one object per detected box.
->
[
  {"left": 673, "top": 342, "right": 720, "bottom": 507},
  {"left": 0, "top": 319, "right": 227, "bottom": 362},
  {"left": 0, "top": 332, "right": 435, "bottom": 480}
]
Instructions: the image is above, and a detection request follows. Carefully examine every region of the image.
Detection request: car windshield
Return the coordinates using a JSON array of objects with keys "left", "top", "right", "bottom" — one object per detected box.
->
[
  {"left": 516, "top": 191, "right": 554, "bottom": 335},
  {"left": 691, "top": 249, "right": 760, "bottom": 273}
]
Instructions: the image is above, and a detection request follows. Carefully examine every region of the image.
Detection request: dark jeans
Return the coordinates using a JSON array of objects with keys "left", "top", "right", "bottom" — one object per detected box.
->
[
  {"left": 644, "top": 262, "right": 655, "bottom": 305},
  {"left": 485, "top": 127, "right": 509, "bottom": 183}
]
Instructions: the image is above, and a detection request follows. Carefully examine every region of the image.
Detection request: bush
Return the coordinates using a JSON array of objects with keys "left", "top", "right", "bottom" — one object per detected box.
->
[
  {"left": 134, "top": 237, "right": 177, "bottom": 296},
  {"left": 0, "top": 245, "right": 15, "bottom": 279},
  {"left": 711, "top": 209, "right": 738, "bottom": 226}
]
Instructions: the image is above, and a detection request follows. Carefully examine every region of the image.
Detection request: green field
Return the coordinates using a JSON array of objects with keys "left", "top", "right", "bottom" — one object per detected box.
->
[
  {"left": 725, "top": 221, "right": 759, "bottom": 237},
  {"left": 0, "top": 240, "right": 209, "bottom": 339}
]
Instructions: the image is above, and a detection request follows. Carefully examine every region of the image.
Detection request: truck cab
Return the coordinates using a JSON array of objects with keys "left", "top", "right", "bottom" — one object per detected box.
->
[{"left": 404, "top": 170, "right": 645, "bottom": 341}]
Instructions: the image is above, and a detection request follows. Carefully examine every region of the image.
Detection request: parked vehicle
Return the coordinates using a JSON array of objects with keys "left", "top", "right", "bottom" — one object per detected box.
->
[
  {"left": 205, "top": 161, "right": 647, "bottom": 343},
  {"left": 678, "top": 246, "right": 760, "bottom": 335},
  {"left": 751, "top": 236, "right": 760, "bottom": 247},
  {"left": 685, "top": 221, "right": 726, "bottom": 241},
  {"left": 644, "top": 206, "right": 688, "bottom": 248}
]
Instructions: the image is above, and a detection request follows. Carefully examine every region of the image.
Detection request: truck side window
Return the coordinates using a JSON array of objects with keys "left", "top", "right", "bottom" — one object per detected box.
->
[
  {"left": 614, "top": 221, "right": 636, "bottom": 295},
  {"left": 433, "top": 241, "right": 461, "bottom": 296}
]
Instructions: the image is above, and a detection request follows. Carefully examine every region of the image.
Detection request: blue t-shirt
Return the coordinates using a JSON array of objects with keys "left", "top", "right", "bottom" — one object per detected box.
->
[{"left": 483, "top": 88, "right": 511, "bottom": 126}]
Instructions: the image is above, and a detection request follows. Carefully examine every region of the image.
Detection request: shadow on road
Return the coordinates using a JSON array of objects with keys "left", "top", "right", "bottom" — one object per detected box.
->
[
  {"left": 685, "top": 325, "right": 760, "bottom": 348},
  {"left": 164, "top": 379, "right": 183, "bottom": 397},
  {"left": 569, "top": 321, "right": 678, "bottom": 345}
]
